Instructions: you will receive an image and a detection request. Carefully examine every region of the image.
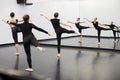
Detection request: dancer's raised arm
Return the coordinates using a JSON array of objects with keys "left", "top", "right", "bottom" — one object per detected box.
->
[
  {"left": 67, "top": 21, "right": 75, "bottom": 24},
  {"left": 68, "top": 18, "right": 85, "bottom": 24},
  {"left": 84, "top": 18, "right": 92, "bottom": 23},
  {"left": 98, "top": 22, "right": 105, "bottom": 26},
  {"left": 60, "top": 21, "right": 71, "bottom": 28},
  {"left": 40, "top": 14, "right": 50, "bottom": 21},
  {"left": 2, "top": 19, "right": 8, "bottom": 23}
]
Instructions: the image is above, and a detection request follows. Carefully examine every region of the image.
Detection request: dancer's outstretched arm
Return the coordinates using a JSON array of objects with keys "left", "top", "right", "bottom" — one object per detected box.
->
[
  {"left": 98, "top": 22, "right": 105, "bottom": 26},
  {"left": 68, "top": 21, "right": 85, "bottom": 24},
  {"left": 84, "top": 18, "right": 92, "bottom": 23},
  {"left": 67, "top": 21, "right": 76, "bottom": 24},
  {"left": 60, "top": 21, "right": 72, "bottom": 28},
  {"left": 2, "top": 19, "right": 24, "bottom": 24},
  {"left": 32, "top": 24, "right": 51, "bottom": 36},
  {"left": 2, "top": 19, "right": 8, "bottom": 23},
  {"left": 40, "top": 14, "right": 50, "bottom": 21}
]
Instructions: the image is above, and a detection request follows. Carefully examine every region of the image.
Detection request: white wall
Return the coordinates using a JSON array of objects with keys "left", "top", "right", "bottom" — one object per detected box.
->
[{"left": 0, "top": 0, "right": 120, "bottom": 44}]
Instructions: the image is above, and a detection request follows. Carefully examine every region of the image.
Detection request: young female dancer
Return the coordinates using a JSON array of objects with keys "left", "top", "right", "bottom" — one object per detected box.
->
[
  {"left": 104, "top": 21, "right": 118, "bottom": 42},
  {"left": 84, "top": 17, "right": 110, "bottom": 45},
  {"left": 2, "top": 12, "right": 23, "bottom": 56},
  {"left": 10, "top": 14, "right": 50, "bottom": 72},
  {"left": 41, "top": 12, "right": 77, "bottom": 57},
  {"left": 68, "top": 17, "right": 91, "bottom": 43}
]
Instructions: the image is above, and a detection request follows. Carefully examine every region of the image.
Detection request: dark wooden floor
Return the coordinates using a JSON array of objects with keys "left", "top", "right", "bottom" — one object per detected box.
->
[{"left": 0, "top": 37, "right": 120, "bottom": 80}]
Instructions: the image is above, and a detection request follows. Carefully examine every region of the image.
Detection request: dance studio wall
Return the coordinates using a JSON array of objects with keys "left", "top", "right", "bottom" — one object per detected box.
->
[{"left": 0, "top": 0, "right": 120, "bottom": 44}]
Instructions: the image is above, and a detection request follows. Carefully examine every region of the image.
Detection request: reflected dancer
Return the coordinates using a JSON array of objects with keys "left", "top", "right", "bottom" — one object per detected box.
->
[
  {"left": 55, "top": 59, "right": 61, "bottom": 80},
  {"left": 90, "top": 51, "right": 100, "bottom": 80},
  {"left": 92, "top": 51, "right": 100, "bottom": 69},
  {"left": 76, "top": 49, "right": 82, "bottom": 64},
  {"left": 14, "top": 56, "right": 19, "bottom": 70},
  {"left": 113, "top": 42, "right": 116, "bottom": 49},
  {"left": 97, "top": 44, "right": 100, "bottom": 48},
  {"left": 75, "top": 50, "right": 83, "bottom": 80}
]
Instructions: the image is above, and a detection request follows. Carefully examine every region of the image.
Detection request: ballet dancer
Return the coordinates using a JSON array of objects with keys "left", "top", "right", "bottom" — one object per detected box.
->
[
  {"left": 2, "top": 12, "right": 23, "bottom": 56},
  {"left": 104, "top": 21, "right": 118, "bottom": 42},
  {"left": 84, "top": 17, "right": 110, "bottom": 45},
  {"left": 41, "top": 12, "right": 77, "bottom": 57},
  {"left": 10, "top": 14, "right": 50, "bottom": 72},
  {"left": 68, "top": 17, "right": 91, "bottom": 43}
]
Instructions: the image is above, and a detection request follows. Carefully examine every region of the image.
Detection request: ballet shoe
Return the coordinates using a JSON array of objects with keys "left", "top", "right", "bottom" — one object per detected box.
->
[
  {"left": 113, "top": 40, "right": 116, "bottom": 43},
  {"left": 39, "top": 47, "right": 45, "bottom": 52},
  {"left": 97, "top": 42, "right": 100, "bottom": 45},
  {"left": 16, "top": 53, "right": 19, "bottom": 56},
  {"left": 57, "top": 54, "right": 61, "bottom": 58},
  {"left": 25, "top": 68, "right": 33, "bottom": 72},
  {"left": 78, "top": 41, "right": 82, "bottom": 43}
]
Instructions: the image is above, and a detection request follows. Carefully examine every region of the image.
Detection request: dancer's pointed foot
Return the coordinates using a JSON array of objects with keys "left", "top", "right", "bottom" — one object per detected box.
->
[
  {"left": 78, "top": 41, "right": 82, "bottom": 43},
  {"left": 25, "top": 68, "right": 33, "bottom": 72},
  {"left": 57, "top": 53, "right": 61, "bottom": 58},
  {"left": 37, "top": 47, "right": 45, "bottom": 52},
  {"left": 113, "top": 40, "right": 116, "bottom": 43},
  {"left": 97, "top": 42, "right": 100, "bottom": 45},
  {"left": 40, "top": 48, "right": 45, "bottom": 52},
  {"left": 16, "top": 53, "right": 19, "bottom": 56}
]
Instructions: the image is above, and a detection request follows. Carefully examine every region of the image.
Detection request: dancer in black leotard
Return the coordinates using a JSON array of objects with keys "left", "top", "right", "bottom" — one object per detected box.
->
[
  {"left": 84, "top": 17, "right": 110, "bottom": 45},
  {"left": 10, "top": 14, "right": 50, "bottom": 72},
  {"left": 104, "top": 21, "right": 118, "bottom": 42},
  {"left": 41, "top": 12, "right": 77, "bottom": 57},
  {"left": 2, "top": 12, "right": 23, "bottom": 56},
  {"left": 68, "top": 18, "right": 91, "bottom": 43}
]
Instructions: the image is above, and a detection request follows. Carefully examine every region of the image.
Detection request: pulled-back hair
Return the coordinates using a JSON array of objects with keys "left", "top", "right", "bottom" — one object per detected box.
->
[
  {"left": 54, "top": 12, "right": 59, "bottom": 18},
  {"left": 10, "top": 12, "right": 15, "bottom": 17}
]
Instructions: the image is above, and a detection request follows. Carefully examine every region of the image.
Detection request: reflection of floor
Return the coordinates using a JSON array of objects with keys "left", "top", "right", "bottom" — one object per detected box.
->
[
  {"left": 0, "top": 37, "right": 120, "bottom": 80},
  {"left": 40, "top": 36, "right": 120, "bottom": 50}
]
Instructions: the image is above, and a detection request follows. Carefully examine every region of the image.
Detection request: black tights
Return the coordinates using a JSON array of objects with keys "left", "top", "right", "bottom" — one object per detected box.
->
[
  {"left": 23, "top": 35, "right": 39, "bottom": 68},
  {"left": 11, "top": 27, "right": 21, "bottom": 44},
  {"left": 56, "top": 28, "right": 75, "bottom": 54},
  {"left": 24, "top": 42, "right": 32, "bottom": 68},
  {"left": 113, "top": 31, "right": 116, "bottom": 41},
  {"left": 97, "top": 30, "right": 101, "bottom": 42}
]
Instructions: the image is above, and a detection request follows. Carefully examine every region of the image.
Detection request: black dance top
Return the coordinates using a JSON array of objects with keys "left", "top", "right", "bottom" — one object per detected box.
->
[
  {"left": 50, "top": 18, "right": 62, "bottom": 31},
  {"left": 92, "top": 21, "right": 99, "bottom": 29},
  {"left": 75, "top": 22, "right": 80, "bottom": 29}
]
